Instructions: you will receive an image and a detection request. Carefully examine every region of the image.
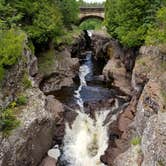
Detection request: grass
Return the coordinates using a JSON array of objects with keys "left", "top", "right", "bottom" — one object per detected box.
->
[
  {"left": 131, "top": 136, "right": 141, "bottom": 146},
  {"left": 0, "top": 94, "right": 28, "bottom": 137},
  {"left": 0, "top": 107, "right": 20, "bottom": 137}
]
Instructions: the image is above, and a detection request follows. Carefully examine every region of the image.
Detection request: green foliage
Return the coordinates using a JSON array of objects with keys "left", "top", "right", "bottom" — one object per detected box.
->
[
  {"left": 24, "top": 0, "right": 63, "bottom": 44},
  {"left": 22, "top": 73, "right": 32, "bottom": 89},
  {"left": 0, "top": 28, "right": 26, "bottom": 66},
  {"left": 0, "top": 0, "right": 79, "bottom": 51},
  {"left": 146, "top": 7, "right": 166, "bottom": 45},
  {"left": 105, "top": 0, "right": 162, "bottom": 47},
  {"left": 58, "top": 0, "right": 79, "bottom": 27},
  {"left": 16, "top": 95, "right": 28, "bottom": 105},
  {"left": 0, "top": 66, "right": 4, "bottom": 81},
  {"left": 54, "top": 26, "right": 81, "bottom": 46},
  {"left": 158, "top": 159, "right": 165, "bottom": 166},
  {"left": 131, "top": 136, "right": 141, "bottom": 145},
  {"left": 0, "top": 94, "right": 28, "bottom": 136},
  {"left": 79, "top": 19, "right": 103, "bottom": 30},
  {"left": 0, "top": 28, "right": 26, "bottom": 81},
  {"left": 9, "top": 101, "right": 17, "bottom": 109},
  {"left": 27, "top": 40, "right": 35, "bottom": 54},
  {"left": 0, "top": 108, "right": 20, "bottom": 137},
  {"left": 0, "top": 0, "right": 23, "bottom": 29}
]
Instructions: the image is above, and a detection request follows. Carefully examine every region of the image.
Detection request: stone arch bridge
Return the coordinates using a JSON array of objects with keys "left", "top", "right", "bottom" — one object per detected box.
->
[{"left": 79, "top": 7, "right": 104, "bottom": 24}]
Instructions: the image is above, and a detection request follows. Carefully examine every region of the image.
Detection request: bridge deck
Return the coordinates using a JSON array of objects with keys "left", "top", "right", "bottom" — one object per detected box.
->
[{"left": 80, "top": 7, "right": 104, "bottom": 12}]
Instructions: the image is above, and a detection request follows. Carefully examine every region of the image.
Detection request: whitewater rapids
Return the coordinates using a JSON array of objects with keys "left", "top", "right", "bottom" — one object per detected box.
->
[
  {"left": 61, "top": 110, "right": 110, "bottom": 166},
  {"left": 60, "top": 51, "right": 112, "bottom": 166}
]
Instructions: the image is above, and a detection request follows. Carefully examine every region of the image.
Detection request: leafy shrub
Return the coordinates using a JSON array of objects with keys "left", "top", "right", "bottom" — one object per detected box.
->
[
  {"left": 0, "top": 28, "right": 26, "bottom": 66},
  {"left": 131, "top": 136, "right": 141, "bottom": 146},
  {"left": 0, "top": 28, "right": 26, "bottom": 81},
  {"left": 58, "top": 0, "right": 79, "bottom": 27},
  {"left": 9, "top": 101, "right": 17, "bottom": 109},
  {"left": 18, "top": 0, "right": 63, "bottom": 44},
  {"left": 146, "top": 7, "right": 166, "bottom": 45},
  {"left": 0, "top": 108, "right": 20, "bottom": 137},
  {"left": 16, "top": 95, "right": 28, "bottom": 105}
]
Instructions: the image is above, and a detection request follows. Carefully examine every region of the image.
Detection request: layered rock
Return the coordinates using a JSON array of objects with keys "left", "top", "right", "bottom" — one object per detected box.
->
[
  {"left": 0, "top": 89, "right": 63, "bottom": 166},
  {"left": 103, "top": 40, "right": 137, "bottom": 95},
  {"left": 38, "top": 48, "right": 79, "bottom": 94},
  {"left": 0, "top": 41, "right": 65, "bottom": 166},
  {"left": 114, "top": 46, "right": 166, "bottom": 166}
]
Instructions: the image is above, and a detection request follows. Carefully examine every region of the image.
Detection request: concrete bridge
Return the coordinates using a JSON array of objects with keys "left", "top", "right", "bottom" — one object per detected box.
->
[{"left": 79, "top": 7, "right": 104, "bottom": 24}]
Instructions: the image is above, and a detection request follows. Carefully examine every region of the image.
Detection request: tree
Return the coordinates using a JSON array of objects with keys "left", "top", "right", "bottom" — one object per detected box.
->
[
  {"left": 146, "top": 6, "right": 166, "bottom": 45},
  {"left": 105, "top": 0, "right": 163, "bottom": 47},
  {"left": 58, "top": 0, "right": 79, "bottom": 27}
]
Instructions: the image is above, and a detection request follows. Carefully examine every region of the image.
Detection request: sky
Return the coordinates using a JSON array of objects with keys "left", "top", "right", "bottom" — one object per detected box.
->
[{"left": 84, "top": 0, "right": 105, "bottom": 2}]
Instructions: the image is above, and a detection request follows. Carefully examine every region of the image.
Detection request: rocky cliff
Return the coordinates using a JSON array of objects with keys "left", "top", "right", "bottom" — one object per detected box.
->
[
  {"left": 104, "top": 45, "right": 166, "bottom": 166},
  {"left": 0, "top": 42, "right": 64, "bottom": 166}
]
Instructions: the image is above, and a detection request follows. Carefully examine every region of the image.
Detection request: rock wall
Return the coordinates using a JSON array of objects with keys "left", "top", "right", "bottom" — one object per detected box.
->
[
  {"left": 0, "top": 43, "right": 64, "bottom": 166},
  {"left": 71, "top": 30, "right": 91, "bottom": 57},
  {"left": 102, "top": 39, "right": 138, "bottom": 95},
  {"left": 114, "top": 46, "right": 166, "bottom": 166},
  {"left": 0, "top": 89, "right": 63, "bottom": 166},
  {"left": 0, "top": 47, "right": 38, "bottom": 109}
]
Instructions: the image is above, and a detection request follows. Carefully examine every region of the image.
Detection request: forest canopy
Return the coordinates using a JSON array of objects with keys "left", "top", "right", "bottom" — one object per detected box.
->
[
  {"left": 0, "top": 0, "right": 79, "bottom": 45},
  {"left": 105, "top": 0, "right": 166, "bottom": 47},
  {"left": 0, "top": 0, "right": 79, "bottom": 80}
]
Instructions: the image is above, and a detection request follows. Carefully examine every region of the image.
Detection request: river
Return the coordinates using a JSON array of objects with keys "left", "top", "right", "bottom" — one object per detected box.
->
[{"left": 46, "top": 32, "right": 128, "bottom": 166}]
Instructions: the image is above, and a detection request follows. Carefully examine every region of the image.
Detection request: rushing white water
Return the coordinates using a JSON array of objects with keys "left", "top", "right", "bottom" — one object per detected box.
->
[
  {"left": 62, "top": 110, "right": 110, "bottom": 166},
  {"left": 61, "top": 51, "right": 111, "bottom": 166}
]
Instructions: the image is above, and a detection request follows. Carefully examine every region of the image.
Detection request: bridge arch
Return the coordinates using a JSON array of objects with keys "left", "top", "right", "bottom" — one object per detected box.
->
[{"left": 79, "top": 7, "right": 104, "bottom": 25}]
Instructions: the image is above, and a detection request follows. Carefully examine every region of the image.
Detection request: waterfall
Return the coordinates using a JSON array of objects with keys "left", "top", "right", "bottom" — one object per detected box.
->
[
  {"left": 61, "top": 52, "right": 111, "bottom": 166},
  {"left": 74, "top": 52, "right": 92, "bottom": 110},
  {"left": 61, "top": 110, "right": 110, "bottom": 166}
]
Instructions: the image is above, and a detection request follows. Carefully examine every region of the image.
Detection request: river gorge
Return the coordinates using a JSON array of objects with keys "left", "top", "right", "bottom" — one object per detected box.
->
[
  {"left": 37, "top": 30, "right": 140, "bottom": 166},
  {"left": 0, "top": 30, "right": 166, "bottom": 166},
  {"left": 0, "top": 0, "right": 166, "bottom": 165}
]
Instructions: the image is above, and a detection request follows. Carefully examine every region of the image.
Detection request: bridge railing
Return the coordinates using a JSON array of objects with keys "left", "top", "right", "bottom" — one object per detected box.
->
[{"left": 79, "top": 7, "right": 104, "bottom": 12}]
